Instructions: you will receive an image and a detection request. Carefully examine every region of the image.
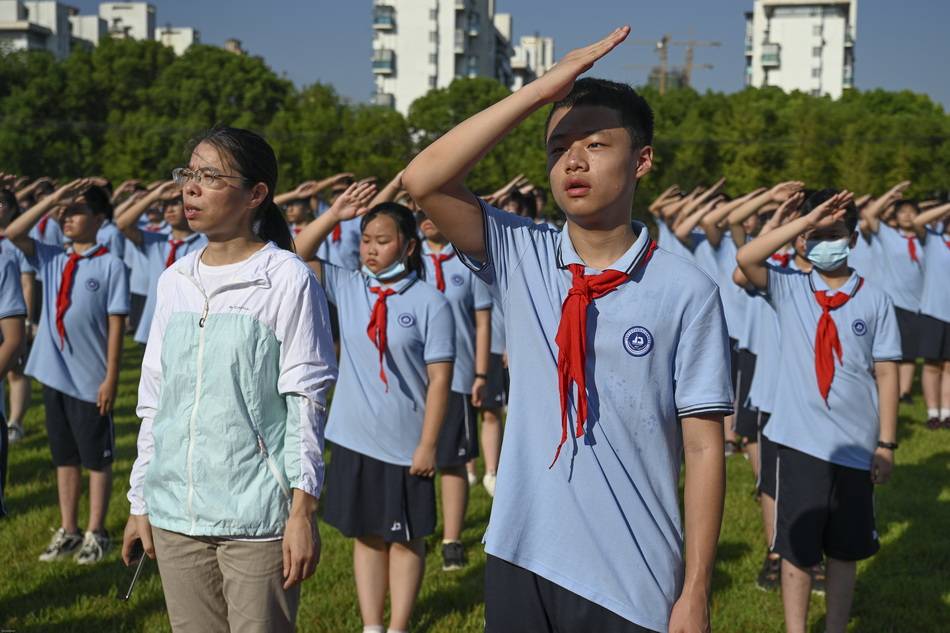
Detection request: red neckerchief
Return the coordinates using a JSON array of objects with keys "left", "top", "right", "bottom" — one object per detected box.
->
[
  {"left": 813, "top": 277, "right": 864, "bottom": 405},
  {"left": 367, "top": 287, "right": 397, "bottom": 391},
  {"left": 56, "top": 246, "right": 108, "bottom": 349},
  {"left": 551, "top": 239, "right": 658, "bottom": 466},
  {"left": 428, "top": 251, "right": 455, "bottom": 293},
  {"left": 331, "top": 224, "right": 342, "bottom": 243},
  {"left": 165, "top": 239, "right": 185, "bottom": 268},
  {"left": 38, "top": 214, "right": 50, "bottom": 236},
  {"left": 904, "top": 234, "right": 919, "bottom": 263},
  {"left": 770, "top": 252, "right": 791, "bottom": 268}
]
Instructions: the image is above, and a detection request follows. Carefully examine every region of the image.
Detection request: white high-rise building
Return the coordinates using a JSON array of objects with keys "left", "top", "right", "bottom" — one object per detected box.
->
[
  {"left": 510, "top": 34, "right": 554, "bottom": 91},
  {"left": 156, "top": 24, "right": 198, "bottom": 55},
  {"left": 371, "top": 0, "right": 517, "bottom": 114},
  {"left": 99, "top": 2, "right": 154, "bottom": 40},
  {"left": 744, "top": 0, "right": 856, "bottom": 99},
  {"left": 69, "top": 13, "right": 106, "bottom": 47}
]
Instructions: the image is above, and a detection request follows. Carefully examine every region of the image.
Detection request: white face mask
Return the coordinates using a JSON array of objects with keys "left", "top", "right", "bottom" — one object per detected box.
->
[
  {"left": 805, "top": 237, "right": 851, "bottom": 271},
  {"left": 361, "top": 242, "right": 410, "bottom": 281}
]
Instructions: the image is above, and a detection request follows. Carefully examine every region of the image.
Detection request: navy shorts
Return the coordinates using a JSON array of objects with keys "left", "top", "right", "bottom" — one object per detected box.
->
[
  {"left": 894, "top": 307, "right": 926, "bottom": 361},
  {"left": 482, "top": 352, "right": 509, "bottom": 410},
  {"left": 732, "top": 349, "right": 758, "bottom": 439},
  {"left": 485, "top": 555, "right": 657, "bottom": 633},
  {"left": 43, "top": 386, "right": 114, "bottom": 471},
  {"left": 918, "top": 313, "right": 950, "bottom": 361},
  {"left": 436, "top": 391, "right": 479, "bottom": 468},
  {"left": 772, "top": 444, "right": 879, "bottom": 568}
]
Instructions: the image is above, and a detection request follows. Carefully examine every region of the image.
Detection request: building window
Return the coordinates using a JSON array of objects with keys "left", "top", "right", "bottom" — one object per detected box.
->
[
  {"left": 429, "top": 53, "right": 438, "bottom": 64},
  {"left": 813, "top": 24, "right": 823, "bottom": 36},
  {"left": 430, "top": 9, "right": 438, "bottom": 20},
  {"left": 812, "top": 68, "right": 821, "bottom": 78},
  {"left": 430, "top": 31, "right": 438, "bottom": 43},
  {"left": 812, "top": 46, "right": 822, "bottom": 57},
  {"left": 429, "top": 76, "right": 437, "bottom": 88}
]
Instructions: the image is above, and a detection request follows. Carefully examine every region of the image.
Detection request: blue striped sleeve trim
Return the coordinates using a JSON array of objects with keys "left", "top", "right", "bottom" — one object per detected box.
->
[{"left": 677, "top": 403, "right": 734, "bottom": 417}]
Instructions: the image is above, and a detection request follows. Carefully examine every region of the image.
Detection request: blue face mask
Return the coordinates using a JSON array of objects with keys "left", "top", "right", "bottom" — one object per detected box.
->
[
  {"left": 362, "top": 259, "right": 407, "bottom": 281},
  {"left": 805, "top": 237, "right": 851, "bottom": 271}
]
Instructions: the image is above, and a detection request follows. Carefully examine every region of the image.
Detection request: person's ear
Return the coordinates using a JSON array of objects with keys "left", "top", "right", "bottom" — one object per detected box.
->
[
  {"left": 248, "top": 182, "right": 268, "bottom": 211},
  {"left": 405, "top": 236, "right": 417, "bottom": 259},
  {"left": 634, "top": 145, "right": 653, "bottom": 180},
  {"left": 849, "top": 231, "right": 858, "bottom": 248}
]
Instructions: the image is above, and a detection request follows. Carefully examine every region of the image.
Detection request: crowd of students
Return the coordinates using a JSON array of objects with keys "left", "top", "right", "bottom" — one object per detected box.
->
[{"left": 0, "top": 25, "right": 946, "bottom": 633}]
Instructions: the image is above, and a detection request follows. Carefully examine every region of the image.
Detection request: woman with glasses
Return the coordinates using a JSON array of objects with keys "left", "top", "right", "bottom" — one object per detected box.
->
[{"left": 121, "top": 126, "right": 338, "bottom": 633}]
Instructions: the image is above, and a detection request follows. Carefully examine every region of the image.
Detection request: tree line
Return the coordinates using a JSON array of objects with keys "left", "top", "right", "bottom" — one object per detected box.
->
[{"left": 1, "top": 38, "right": 946, "bottom": 218}]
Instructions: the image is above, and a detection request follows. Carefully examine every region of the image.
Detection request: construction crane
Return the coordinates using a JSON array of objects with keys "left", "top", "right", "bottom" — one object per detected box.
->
[{"left": 624, "top": 35, "right": 721, "bottom": 95}]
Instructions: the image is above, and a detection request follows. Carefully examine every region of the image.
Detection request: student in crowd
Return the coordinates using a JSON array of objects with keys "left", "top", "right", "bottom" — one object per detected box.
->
[
  {"left": 1, "top": 188, "right": 35, "bottom": 444},
  {"left": 737, "top": 189, "right": 901, "bottom": 633},
  {"left": 418, "top": 208, "right": 492, "bottom": 570},
  {"left": 473, "top": 292, "right": 507, "bottom": 498},
  {"left": 0, "top": 249, "right": 26, "bottom": 517},
  {"left": 121, "top": 126, "right": 336, "bottom": 633},
  {"left": 861, "top": 181, "right": 921, "bottom": 401},
  {"left": 4, "top": 179, "right": 128, "bottom": 564},
  {"left": 92, "top": 187, "right": 126, "bottom": 262},
  {"left": 914, "top": 201, "right": 950, "bottom": 428},
  {"left": 115, "top": 181, "right": 206, "bottom": 345},
  {"left": 295, "top": 187, "right": 454, "bottom": 633},
  {"left": 284, "top": 197, "right": 314, "bottom": 236},
  {"left": 404, "top": 27, "right": 733, "bottom": 633}
]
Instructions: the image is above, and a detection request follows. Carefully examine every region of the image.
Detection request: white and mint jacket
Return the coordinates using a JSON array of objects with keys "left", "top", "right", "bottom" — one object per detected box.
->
[{"left": 128, "top": 243, "right": 338, "bottom": 537}]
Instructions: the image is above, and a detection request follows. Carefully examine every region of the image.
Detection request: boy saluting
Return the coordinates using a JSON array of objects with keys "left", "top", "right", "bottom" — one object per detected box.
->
[{"left": 404, "top": 26, "right": 733, "bottom": 633}]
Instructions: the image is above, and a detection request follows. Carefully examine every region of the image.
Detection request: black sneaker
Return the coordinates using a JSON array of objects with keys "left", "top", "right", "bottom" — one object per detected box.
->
[
  {"left": 810, "top": 561, "right": 827, "bottom": 594},
  {"left": 899, "top": 393, "right": 913, "bottom": 405},
  {"left": 38, "top": 527, "right": 84, "bottom": 562},
  {"left": 756, "top": 553, "right": 782, "bottom": 591},
  {"left": 441, "top": 541, "right": 466, "bottom": 571}
]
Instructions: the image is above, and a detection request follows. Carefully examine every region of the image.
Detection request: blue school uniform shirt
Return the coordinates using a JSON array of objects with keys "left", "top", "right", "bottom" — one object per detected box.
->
[
  {"left": 745, "top": 265, "right": 789, "bottom": 414},
  {"left": 96, "top": 221, "right": 126, "bottom": 261},
  {"left": 29, "top": 217, "right": 64, "bottom": 247},
  {"left": 25, "top": 242, "right": 129, "bottom": 403},
  {"left": 849, "top": 232, "right": 875, "bottom": 281},
  {"left": 132, "top": 231, "right": 207, "bottom": 344},
  {"left": 456, "top": 201, "right": 733, "bottom": 632},
  {"left": 321, "top": 266, "right": 455, "bottom": 466},
  {"left": 421, "top": 242, "right": 493, "bottom": 394},
  {"left": 764, "top": 269, "right": 901, "bottom": 470},
  {"left": 871, "top": 224, "right": 925, "bottom": 312},
  {"left": 920, "top": 228, "right": 950, "bottom": 323},
  {"left": 705, "top": 233, "right": 747, "bottom": 342},
  {"left": 489, "top": 294, "right": 505, "bottom": 355},
  {"left": 314, "top": 202, "right": 361, "bottom": 271},
  {"left": 0, "top": 251, "right": 27, "bottom": 420},
  {"left": 125, "top": 224, "right": 171, "bottom": 296},
  {"left": 0, "top": 238, "right": 33, "bottom": 274}
]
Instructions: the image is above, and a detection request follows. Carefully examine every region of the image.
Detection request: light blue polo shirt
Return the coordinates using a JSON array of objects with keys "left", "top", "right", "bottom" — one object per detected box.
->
[
  {"left": 132, "top": 232, "right": 207, "bottom": 344},
  {"left": 849, "top": 232, "right": 875, "bottom": 281},
  {"left": 871, "top": 224, "right": 925, "bottom": 312},
  {"left": 96, "top": 221, "right": 126, "bottom": 261},
  {"left": 30, "top": 217, "right": 64, "bottom": 247},
  {"left": 25, "top": 242, "right": 129, "bottom": 403},
  {"left": 920, "top": 228, "right": 950, "bottom": 323},
  {"left": 744, "top": 265, "right": 789, "bottom": 414},
  {"left": 764, "top": 269, "right": 902, "bottom": 470},
  {"left": 322, "top": 266, "right": 455, "bottom": 466},
  {"left": 0, "top": 251, "right": 27, "bottom": 420},
  {"left": 490, "top": 294, "right": 505, "bottom": 355},
  {"left": 314, "top": 202, "right": 361, "bottom": 271},
  {"left": 0, "top": 238, "right": 33, "bottom": 274},
  {"left": 421, "top": 242, "right": 493, "bottom": 394},
  {"left": 456, "top": 201, "right": 733, "bottom": 632}
]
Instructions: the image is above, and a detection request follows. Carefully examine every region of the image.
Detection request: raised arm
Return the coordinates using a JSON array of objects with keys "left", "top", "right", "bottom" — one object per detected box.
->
[
  {"left": 672, "top": 178, "right": 725, "bottom": 231},
  {"left": 403, "top": 26, "right": 632, "bottom": 260},
  {"left": 912, "top": 202, "right": 950, "bottom": 235},
  {"left": 648, "top": 184, "right": 680, "bottom": 216},
  {"left": 727, "top": 181, "right": 803, "bottom": 248},
  {"left": 293, "top": 181, "right": 377, "bottom": 261},
  {"left": 737, "top": 190, "right": 852, "bottom": 290},
  {"left": 4, "top": 178, "right": 88, "bottom": 258},
  {"left": 369, "top": 169, "right": 405, "bottom": 208},
  {"left": 673, "top": 196, "right": 722, "bottom": 246},
  {"left": 115, "top": 181, "right": 179, "bottom": 247},
  {"left": 700, "top": 187, "right": 763, "bottom": 248},
  {"left": 863, "top": 180, "right": 910, "bottom": 236}
]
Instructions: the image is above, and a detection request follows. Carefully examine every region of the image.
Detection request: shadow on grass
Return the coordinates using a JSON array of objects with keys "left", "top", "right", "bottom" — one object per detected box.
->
[
  {"left": 0, "top": 557, "right": 167, "bottom": 633},
  {"left": 413, "top": 558, "right": 485, "bottom": 633}
]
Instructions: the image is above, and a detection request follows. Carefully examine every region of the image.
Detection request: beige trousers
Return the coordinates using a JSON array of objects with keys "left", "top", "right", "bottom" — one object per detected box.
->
[{"left": 152, "top": 526, "right": 299, "bottom": 633}]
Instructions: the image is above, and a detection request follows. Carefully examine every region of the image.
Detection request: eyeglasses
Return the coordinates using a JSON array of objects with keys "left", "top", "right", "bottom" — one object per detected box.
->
[{"left": 172, "top": 167, "right": 246, "bottom": 191}]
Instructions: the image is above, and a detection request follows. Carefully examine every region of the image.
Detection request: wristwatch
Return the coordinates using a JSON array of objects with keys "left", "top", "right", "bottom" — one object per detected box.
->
[{"left": 877, "top": 441, "right": 898, "bottom": 450}]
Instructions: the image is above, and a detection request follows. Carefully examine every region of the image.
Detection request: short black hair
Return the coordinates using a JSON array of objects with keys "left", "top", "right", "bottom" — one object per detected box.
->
[
  {"left": 82, "top": 184, "right": 114, "bottom": 221},
  {"left": 803, "top": 188, "right": 858, "bottom": 234},
  {"left": 893, "top": 199, "right": 920, "bottom": 215},
  {"left": 545, "top": 78, "right": 654, "bottom": 150}
]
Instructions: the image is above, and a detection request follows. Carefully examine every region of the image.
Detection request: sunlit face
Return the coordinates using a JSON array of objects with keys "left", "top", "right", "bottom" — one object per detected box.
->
[
  {"left": 163, "top": 199, "right": 188, "bottom": 230},
  {"left": 545, "top": 104, "right": 652, "bottom": 228},
  {"left": 61, "top": 200, "right": 103, "bottom": 242},
  {"left": 360, "top": 214, "right": 414, "bottom": 274},
  {"left": 742, "top": 213, "right": 761, "bottom": 236},
  {"left": 180, "top": 141, "right": 266, "bottom": 240},
  {"left": 285, "top": 201, "right": 311, "bottom": 225},
  {"left": 894, "top": 203, "right": 918, "bottom": 231}
]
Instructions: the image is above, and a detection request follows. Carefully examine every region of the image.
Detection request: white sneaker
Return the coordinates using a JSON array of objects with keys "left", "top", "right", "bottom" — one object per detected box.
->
[
  {"left": 7, "top": 423, "right": 24, "bottom": 444},
  {"left": 38, "top": 527, "right": 84, "bottom": 562},
  {"left": 75, "top": 530, "right": 109, "bottom": 565},
  {"left": 466, "top": 470, "right": 478, "bottom": 487},
  {"left": 482, "top": 473, "right": 496, "bottom": 498}
]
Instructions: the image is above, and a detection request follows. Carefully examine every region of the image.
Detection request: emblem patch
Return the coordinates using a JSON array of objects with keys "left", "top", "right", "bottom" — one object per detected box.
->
[
  {"left": 852, "top": 319, "right": 868, "bottom": 336},
  {"left": 398, "top": 313, "right": 415, "bottom": 328},
  {"left": 623, "top": 326, "right": 654, "bottom": 357},
  {"left": 85, "top": 279, "right": 100, "bottom": 292}
]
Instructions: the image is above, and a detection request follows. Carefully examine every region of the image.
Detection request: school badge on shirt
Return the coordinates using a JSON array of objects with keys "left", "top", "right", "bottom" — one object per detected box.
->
[{"left": 623, "top": 326, "right": 654, "bottom": 357}]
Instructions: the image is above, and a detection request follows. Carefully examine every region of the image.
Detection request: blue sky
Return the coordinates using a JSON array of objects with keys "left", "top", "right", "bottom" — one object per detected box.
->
[{"left": 71, "top": 0, "right": 949, "bottom": 108}]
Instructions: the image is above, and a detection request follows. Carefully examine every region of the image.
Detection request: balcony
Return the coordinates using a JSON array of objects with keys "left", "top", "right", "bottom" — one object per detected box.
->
[
  {"left": 761, "top": 42, "right": 780, "bottom": 67},
  {"left": 372, "top": 92, "right": 395, "bottom": 108},
  {"left": 373, "top": 6, "right": 395, "bottom": 30},
  {"left": 372, "top": 49, "right": 395, "bottom": 74},
  {"left": 744, "top": 35, "right": 752, "bottom": 55},
  {"left": 455, "top": 0, "right": 465, "bottom": 9},
  {"left": 454, "top": 28, "right": 464, "bottom": 53}
]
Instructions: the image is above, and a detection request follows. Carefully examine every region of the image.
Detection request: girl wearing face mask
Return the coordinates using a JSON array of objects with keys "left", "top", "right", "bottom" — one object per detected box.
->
[
  {"left": 295, "top": 193, "right": 455, "bottom": 633},
  {"left": 121, "top": 126, "right": 338, "bottom": 633}
]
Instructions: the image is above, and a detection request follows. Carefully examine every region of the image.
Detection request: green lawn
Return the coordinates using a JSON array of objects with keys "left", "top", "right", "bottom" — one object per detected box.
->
[{"left": 1, "top": 339, "right": 947, "bottom": 632}]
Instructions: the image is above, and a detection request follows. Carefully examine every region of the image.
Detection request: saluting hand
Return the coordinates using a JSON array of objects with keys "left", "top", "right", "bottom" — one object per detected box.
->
[
  {"left": 329, "top": 181, "right": 378, "bottom": 222},
  {"left": 804, "top": 190, "right": 854, "bottom": 230},
  {"left": 531, "top": 26, "right": 631, "bottom": 104}
]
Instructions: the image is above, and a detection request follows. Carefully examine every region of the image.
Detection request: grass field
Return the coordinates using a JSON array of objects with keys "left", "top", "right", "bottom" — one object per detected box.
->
[{"left": 1, "top": 339, "right": 948, "bottom": 632}]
